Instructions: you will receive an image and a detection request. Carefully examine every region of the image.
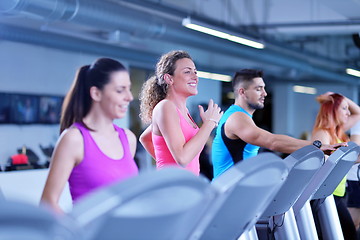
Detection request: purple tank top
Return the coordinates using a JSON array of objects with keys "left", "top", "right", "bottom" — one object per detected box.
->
[{"left": 68, "top": 122, "right": 138, "bottom": 202}]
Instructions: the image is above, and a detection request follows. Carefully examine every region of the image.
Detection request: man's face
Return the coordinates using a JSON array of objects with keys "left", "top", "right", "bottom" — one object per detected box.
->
[{"left": 243, "top": 77, "right": 267, "bottom": 110}]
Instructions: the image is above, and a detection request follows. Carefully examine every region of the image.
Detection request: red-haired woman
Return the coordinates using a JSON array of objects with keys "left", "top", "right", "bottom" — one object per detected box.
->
[
  {"left": 312, "top": 92, "right": 360, "bottom": 240},
  {"left": 348, "top": 122, "right": 360, "bottom": 231}
]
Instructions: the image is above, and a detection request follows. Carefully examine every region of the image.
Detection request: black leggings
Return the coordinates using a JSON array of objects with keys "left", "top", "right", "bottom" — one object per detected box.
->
[
  {"left": 334, "top": 196, "right": 358, "bottom": 240},
  {"left": 311, "top": 196, "right": 357, "bottom": 240}
]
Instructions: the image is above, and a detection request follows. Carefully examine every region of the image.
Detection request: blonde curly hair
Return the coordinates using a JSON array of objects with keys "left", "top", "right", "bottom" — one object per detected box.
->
[{"left": 139, "top": 50, "right": 192, "bottom": 124}]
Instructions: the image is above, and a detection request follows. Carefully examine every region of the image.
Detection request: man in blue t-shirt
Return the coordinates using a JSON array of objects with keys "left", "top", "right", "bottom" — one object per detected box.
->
[{"left": 212, "top": 69, "right": 340, "bottom": 178}]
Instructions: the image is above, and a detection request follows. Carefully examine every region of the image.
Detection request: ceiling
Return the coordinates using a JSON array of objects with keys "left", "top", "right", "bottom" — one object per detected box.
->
[{"left": 0, "top": 0, "right": 360, "bottom": 85}]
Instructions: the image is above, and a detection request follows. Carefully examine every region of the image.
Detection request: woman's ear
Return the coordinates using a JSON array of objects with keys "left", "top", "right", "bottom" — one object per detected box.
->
[
  {"left": 90, "top": 86, "right": 101, "bottom": 102},
  {"left": 164, "top": 73, "right": 173, "bottom": 85}
]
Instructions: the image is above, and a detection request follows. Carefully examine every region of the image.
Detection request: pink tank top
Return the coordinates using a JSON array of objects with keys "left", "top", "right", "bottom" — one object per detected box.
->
[
  {"left": 152, "top": 108, "right": 201, "bottom": 175},
  {"left": 68, "top": 122, "right": 138, "bottom": 202}
]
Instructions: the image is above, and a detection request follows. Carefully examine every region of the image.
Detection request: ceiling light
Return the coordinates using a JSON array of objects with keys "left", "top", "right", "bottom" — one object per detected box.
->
[
  {"left": 197, "top": 71, "right": 232, "bottom": 82},
  {"left": 182, "top": 17, "right": 265, "bottom": 49},
  {"left": 346, "top": 68, "right": 360, "bottom": 78},
  {"left": 293, "top": 85, "right": 317, "bottom": 95}
]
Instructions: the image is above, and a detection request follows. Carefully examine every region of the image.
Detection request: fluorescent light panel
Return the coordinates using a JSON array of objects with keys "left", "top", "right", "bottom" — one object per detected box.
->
[
  {"left": 346, "top": 68, "right": 360, "bottom": 77},
  {"left": 197, "top": 70, "right": 232, "bottom": 82},
  {"left": 185, "top": 23, "right": 229, "bottom": 39},
  {"left": 293, "top": 85, "right": 317, "bottom": 95},
  {"left": 182, "top": 17, "right": 265, "bottom": 49}
]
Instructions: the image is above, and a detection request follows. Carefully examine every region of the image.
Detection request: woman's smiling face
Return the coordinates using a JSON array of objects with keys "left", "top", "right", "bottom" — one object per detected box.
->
[{"left": 170, "top": 58, "right": 198, "bottom": 97}]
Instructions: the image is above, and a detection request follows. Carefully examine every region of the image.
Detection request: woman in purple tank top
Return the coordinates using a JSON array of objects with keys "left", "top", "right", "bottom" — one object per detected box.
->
[
  {"left": 138, "top": 50, "right": 223, "bottom": 176},
  {"left": 41, "top": 58, "right": 138, "bottom": 213}
]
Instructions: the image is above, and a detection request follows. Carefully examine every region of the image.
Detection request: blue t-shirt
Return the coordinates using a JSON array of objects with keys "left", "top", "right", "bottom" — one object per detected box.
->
[{"left": 212, "top": 105, "right": 260, "bottom": 178}]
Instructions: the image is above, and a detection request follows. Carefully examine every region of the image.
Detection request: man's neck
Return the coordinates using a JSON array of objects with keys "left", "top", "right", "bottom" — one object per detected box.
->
[{"left": 234, "top": 99, "right": 256, "bottom": 115}]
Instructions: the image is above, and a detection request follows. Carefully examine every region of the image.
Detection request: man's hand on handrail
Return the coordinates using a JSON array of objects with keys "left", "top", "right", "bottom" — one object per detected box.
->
[{"left": 321, "top": 142, "right": 347, "bottom": 156}]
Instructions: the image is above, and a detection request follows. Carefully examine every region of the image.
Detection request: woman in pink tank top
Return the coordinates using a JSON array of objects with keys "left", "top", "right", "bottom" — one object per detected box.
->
[
  {"left": 139, "top": 50, "right": 223, "bottom": 176},
  {"left": 41, "top": 58, "right": 138, "bottom": 213}
]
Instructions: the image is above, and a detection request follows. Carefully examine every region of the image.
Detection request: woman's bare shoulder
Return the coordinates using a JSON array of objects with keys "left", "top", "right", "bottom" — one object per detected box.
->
[
  {"left": 312, "top": 129, "right": 331, "bottom": 142},
  {"left": 57, "top": 126, "right": 83, "bottom": 146},
  {"left": 153, "top": 99, "right": 177, "bottom": 114}
]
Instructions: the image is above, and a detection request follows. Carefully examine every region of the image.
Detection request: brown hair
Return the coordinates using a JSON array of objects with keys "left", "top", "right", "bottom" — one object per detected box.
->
[
  {"left": 139, "top": 50, "right": 192, "bottom": 124},
  {"left": 232, "top": 69, "right": 263, "bottom": 97},
  {"left": 60, "top": 58, "right": 127, "bottom": 133}
]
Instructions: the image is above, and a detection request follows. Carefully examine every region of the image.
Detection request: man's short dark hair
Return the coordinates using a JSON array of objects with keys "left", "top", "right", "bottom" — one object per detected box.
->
[{"left": 232, "top": 69, "right": 263, "bottom": 89}]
